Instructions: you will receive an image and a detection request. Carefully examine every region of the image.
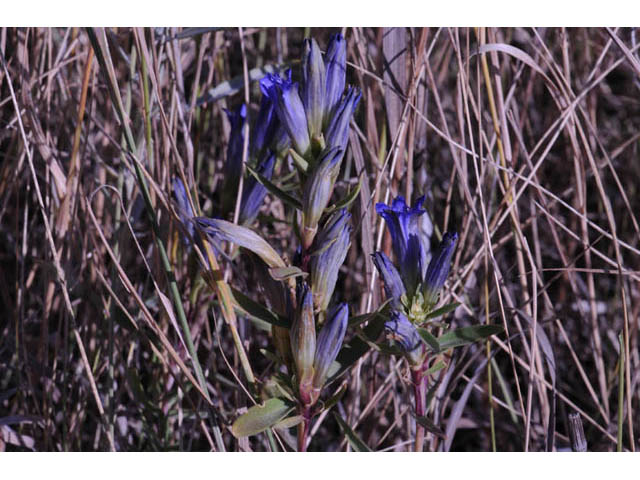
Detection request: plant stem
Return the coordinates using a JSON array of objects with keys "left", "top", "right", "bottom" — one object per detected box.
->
[
  {"left": 297, "top": 406, "right": 312, "bottom": 452},
  {"left": 412, "top": 365, "right": 427, "bottom": 452}
]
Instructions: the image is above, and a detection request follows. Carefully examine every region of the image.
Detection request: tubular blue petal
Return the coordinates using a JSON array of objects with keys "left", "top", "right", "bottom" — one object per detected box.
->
[
  {"left": 324, "top": 33, "right": 347, "bottom": 123},
  {"left": 312, "top": 303, "right": 348, "bottom": 390},
  {"left": 325, "top": 86, "right": 361, "bottom": 154},
  {"left": 422, "top": 231, "right": 458, "bottom": 307},
  {"left": 239, "top": 152, "right": 276, "bottom": 226},
  {"left": 265, "top": 72, "right": 310, "bottom": 156},
  {"left": 375, "top": 195, "right": 429, "bottom": 294},
  {"left": 172, "top": 177, "right": 195, "bottom": 244},
  {"left": 309, "top": 209, "right": 352, "bottom": 311},
  {"left": 291, "top": 283, "right": 316, "bottom": 402},
  {"left": 302, "top": 147, "right": 343, "bottom": 237},
  {"left": 385, "top": 311, "right": 422, "bottom": 359},
  {"left": 372, "top": 251, "right": 406, "bottom": 309},
  {"left": 301, "top": 38, "right": 326, "bottom": 138}
]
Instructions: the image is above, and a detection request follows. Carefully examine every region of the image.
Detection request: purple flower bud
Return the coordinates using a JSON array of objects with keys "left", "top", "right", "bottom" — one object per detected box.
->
[
  {"left": 239, "top": 152, "right": 276, "bottom": 226},
  {"left": 324, "top": 34, "right": 347, "bottom": 123},
  {"left": 372, "top": 251, "right": 406, "bottom": 309},
  {"left": 385, "top": 311, "right": 422, "bottom": 364},
  {"left": 301, "top": 147, "right": 343, "bottom": 242},
  {"left": 422, "top": 231, "right": 458, "bottom": 307},
  {"left": 325, "top": 86, "right": 360, "bottom": 154},
  {"left": 301, "top": 38, "right": 326, "bottom": 139},
  {"left": 172, "top": 177, "right": 195, "bottom": 244},
  {"left": 312, "top": 303, "right": 348, "bottom": 391},
  {"left": 310, "top": 209, "right": 352, "bottom": 311},
  {"left": 375, "top": 195, "right": 429, "bottom": 294},
  {"left": 260, "top": 72, "right": 292, "bottom": 156},
  {"left": 266, "top": 72, "right": 310, "bottom": 156},
  {"left": 251, "top": 90, "right": 277, "bottom": 159},
  {"left": 291, "top": 284, "right": 316, "bottom": 402}
]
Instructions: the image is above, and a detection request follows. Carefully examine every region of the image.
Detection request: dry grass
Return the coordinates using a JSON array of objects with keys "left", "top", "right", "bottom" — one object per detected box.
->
[{"left": 1, "top": 27, "right": 639, "bottom": 451}]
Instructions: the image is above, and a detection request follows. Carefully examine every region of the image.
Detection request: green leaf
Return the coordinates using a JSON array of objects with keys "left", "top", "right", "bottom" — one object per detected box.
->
[
  {"left": 425, "top": 302, "right": 461, "bottom": 321},
  {"left": 425, "top": 360, "right": 447, "bottom": 375},
  {"left": 413, "top": 413, "right": 446, "bottom": 439},
  {"left": 437, "top": 325, "right": 503, "bottom": 351},
  {"left": 230, "top": 287, "right": 289, "bottom": 329},
  {"left": 333, "top": 413, "right": 372, "bottom": 452},
  {"left": 273, "top": 415, "right": 303, "bottom": 429},
  {"left": 326, "top": 176, "right": 362, "bottom": 214},
  {"left": 231, "top": 398, "right": 294, "bottom": 438},
  {"left": 246, "top": 164, "right": 303, "bottom": 210},
  {"left": 321, "top": 383, "right": 347, "bottom": 412},
  {"left": 348, "top": 299, "right": 391, "bottom": 328},
  {"left": 269, "top": 266, "right": 308, "bottom": 282},
  {"left": 417, "top": 327, "right": 441, "bottom": 353}
]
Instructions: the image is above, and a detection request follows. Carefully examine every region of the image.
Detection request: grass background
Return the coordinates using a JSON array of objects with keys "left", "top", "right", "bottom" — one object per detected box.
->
[{"left": 0, "top": 27, "right": 639, "bottom": 451}]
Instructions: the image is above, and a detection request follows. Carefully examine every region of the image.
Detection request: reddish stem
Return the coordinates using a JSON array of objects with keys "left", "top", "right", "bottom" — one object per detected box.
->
[
  {"left": 412, "top": 361, "right": 427, "bottom": 452},
  {"left": 297, "top": 405, "right": 312, "bottom": 452}
]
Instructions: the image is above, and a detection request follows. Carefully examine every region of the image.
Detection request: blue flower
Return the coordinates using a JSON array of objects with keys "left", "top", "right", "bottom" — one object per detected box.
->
[
  {"left": 301, "top": 38, "right": 326, "bottom": 139},
  {"left": 239, "top": 151, "right": 276, "bottom": 226},
  {"left": 172, "top": 177, "right": 195, "bottom": 244},
  {"left": 325, "top": 86, "right": 361, "bottom": 155},
  {"left": 385, "top": 311, "right": 422, "bottom": 363},
  {"left": 309, "top": 209, "right": 352, "bottom": 311},
  {"left": 264, "top": 72, "right": 310, "bottom": 156},
  {"left": 422, "top": 231, "right": 458, "bottom": 307},
  {"left": 375, "top": 196, "right": 429, "bottom": 294},
  {"left": 312, "top": 302, "right": 348, "bottom": 391},
  {"left": 301, "top": 147, "right": 343, "bottom": 241},
  {"left": 291, "top": 283, "right": 316, "bottom": 403},
  {"left": 324, "top": 34, "right": 347, "bottom": 124},
  {"left": 222, "top": 104, "right": 247, "bottom": 215},
  {"left": 371, "top": 251, "right": 406, "bottom": 310}
]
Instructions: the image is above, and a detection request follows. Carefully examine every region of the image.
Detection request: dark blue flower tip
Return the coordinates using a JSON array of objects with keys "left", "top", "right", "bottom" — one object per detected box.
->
[
  {"left": 375, "top": 195, "right": 429, "bottom": 294},
  {"left": 222, "top": 104, "right": 247, "bottom": 212},
  {"left": 312, "top": 302, "right": 348, "bottom": 390},
  {"left": 324, "top": 33, "right": 347, "bottom": 122},
  {"left": 267, "top": 72, "right": 310, "bottom": 155},
  {"left": 325, "top": 86, "right": 361, "bottom": 154},
  {"left": 310, "top": 209, "right": 352, "bottom": 311},
  {"left": 423, "top": 231, "right": 458, "bottom": 306},
  {"left": 385, "top": 310, "right": 421, "bottom": 354},
  {"left": 251, "top": 94, "right": 277, "bottom": 158},
  {"left": 302, "top": 38, "right": 326, "bottom": 138},
  {"left": 172, "top": 177, "right": 195, "bottom": 244},
  {"left": 372, "top": 251, "right": 406, "bottom": 308},
  {"left": 239, "top": 152, "right": 276, "bottom": 226}
]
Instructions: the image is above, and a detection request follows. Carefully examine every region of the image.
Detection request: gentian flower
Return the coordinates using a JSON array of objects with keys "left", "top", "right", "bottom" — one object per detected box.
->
[
  {"left": 312, "top": 302, "right": 348, "bottom": 393},
  {"left": 325, "top": 86, "right": 361, "bottom": 155},
  {"left": 372, "top": 251, "right": 406, "bottom": 310},
  {"left": 265, "top": 72, "right": 311, "bottom": 156},
  {"left": 375, "top": 195, "right": 429, "bottom": 294},
  {"left": 385, "top": 311, "right": 422, "bottom": 365},
  {"left": 172, "top": 177, "right": 195, "bottom": 244},
  {"left": 301, "top": 38, "right": 326, "bottom": 139},
  {"left": 422, "top": 231, "right": 458, "bottom": 307},
  {"left": 222, "top": 104, "right": 247, "bottom": 215},
  {"left": 291, "top": 283, "right": 316, "bottom": 404},
  {"left": 301, "top": 147, "right": 343, "bottom": 246},
  {"left": 323, "top": 33, "right": 347, "bottom": 123},
  {"left": 238, "top": 151, "right": 276, "bottom": 226},
  {"left": 309, "top": 209, "right": 351, "bottom": 311}
]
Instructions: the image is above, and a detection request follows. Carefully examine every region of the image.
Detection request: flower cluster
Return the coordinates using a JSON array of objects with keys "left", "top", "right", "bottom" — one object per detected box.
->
[{"left": 373, "top": 195, "right": 458, "bottom": 364}]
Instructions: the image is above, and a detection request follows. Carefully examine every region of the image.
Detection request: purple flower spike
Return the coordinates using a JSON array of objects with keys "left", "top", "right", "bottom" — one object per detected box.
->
[
  {"left": 312, "top": 302, "right": 348, "bottom": 391},
  {"left": 422, "top": 231, "right": 458, "bottom": 307},
  {"left": 372, "top": 251, "right": 406, "bottom": 309},
  {"left": 324, "top": 33, "right": 347, "bottom": 123},
  {"left": 375, "top": 195, "right": 429, "bottom": 294}
]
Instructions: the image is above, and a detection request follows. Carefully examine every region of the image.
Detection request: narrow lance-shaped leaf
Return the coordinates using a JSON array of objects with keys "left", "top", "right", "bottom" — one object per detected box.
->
[
  {"left": 437, "top": 325, "right": 503, "bottom": 351},
  {"left": 231, "top": 398, "right": 294, "bottom": 438}
]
